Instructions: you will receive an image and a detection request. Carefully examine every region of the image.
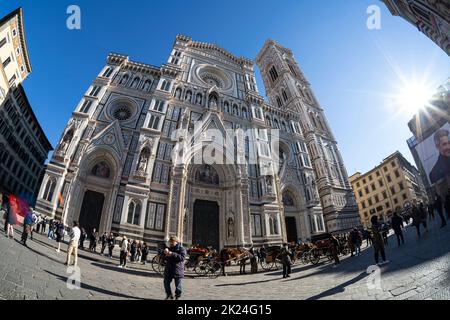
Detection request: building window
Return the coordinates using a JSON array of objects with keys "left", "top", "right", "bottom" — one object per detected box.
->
[
  {"left": 89, "top": 86, "right": 101, "bottom": 97},
  {"left": 276, "top": 96, "right": 283, "bottom": 108},
  {"left": 368, "top": 175, "right": 373, "bottom": 181},
  {"left": 146, "top": 202, "right": 165, "bottom": 231},
  {"left": 402, "top": 193, "right": 407, "bottom": 200},
  {"left": 251, "top": 214, "right": 262, "bottom": 237},
  {"left": 43, "top": 178, "right": 56, "bottom": 202},
  {"left": 391, "top": 161, "right": 396, "bottom": 168},
  {"left": 386, "top": 202, "right": 390, "bottom": 208},
  {"left": 393, "top": 198, "right": 398, "bottom": 204},
  {"left": 379, "top": 180, "right": 384, "bottom": 187},
  {"left": 0, "top": 38, "right": 6, "bottom": 49},
  {"left": 394, "top": 170, "right": 400, "bottom": 178},
  {"left": 390, "top": 186, "right": 395, "bottom": 195},
  {"left": 365, "top": 187, "right": 369, "bottom": 194},
  {"left": 269, "top": 66, "right": 279, "bottom": 82},
  {"left": 356, "top": 182, "right": 360, "bottom": 188},
  {"left": 358, "top": 190, "right": 363, "bottom": 197},
  {"left": 383, "top": 166, "right": 388, "bottom": 172},
  {"left": 399, "top": 182, "right": 404, "bottom": 190},
  {"left": 362, "top": 179, "right": 366, "bottom": 184},
  {"left": 159, "top": 79, "right": 171, "bottom": 91},
  {"left": 368, "top": 198, "right": 373, "bottom": 206},
  {"left": 268, "top": 215, "right": 279, "bottom": 235},
  {"left": 102, "top": 67, "right": 113, "bottom": 78},
  {"left": 2, "top": 56, "right": 11, "bottom": 68},
  {"left": 127, "top": 200, "right": 142, "bottom": 225},
  {"left": 153, "top": 100, "right": 165, "bottom": 112},
  {"left": 282, "top": 90, "right": 288, "bottom": 102},
  {"left": 371, "top": 184, "right": 376, "bottom": 191},
  {"left": 361, "top": 201, "right": 366, "bottom": 209},
  {"left": 374, "top": 195, "right": 379, "bottom": 203},
  {"left": 387, "top": 175, "right": 392, "bottom": 183},
  {"left": 376, "top": 171, "right": 380, "bottom": 177},
  {"left": 148, "top": 114, "right": 161, "bottom": 130},
  {"left": 382, "top": 191, "right": 387, "bottom": 199}
]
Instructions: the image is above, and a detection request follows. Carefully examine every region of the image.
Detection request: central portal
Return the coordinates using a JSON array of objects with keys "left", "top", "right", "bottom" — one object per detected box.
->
[
  {"left": 79, "top": 190, "right": 105, "bottom": 234},
  {"left": 192, "top": 200, "right": 220, "bottom": 250}
]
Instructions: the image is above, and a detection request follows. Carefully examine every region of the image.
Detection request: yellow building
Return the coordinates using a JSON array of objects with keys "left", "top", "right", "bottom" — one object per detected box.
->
[{"left": 349, "top": 151, "right": 428, "bottom": 227}]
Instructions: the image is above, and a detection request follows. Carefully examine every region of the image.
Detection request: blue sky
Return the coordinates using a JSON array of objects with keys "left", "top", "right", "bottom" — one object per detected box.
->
[{"left": 2, "top": 0, "right": 449, "bottom": 174}]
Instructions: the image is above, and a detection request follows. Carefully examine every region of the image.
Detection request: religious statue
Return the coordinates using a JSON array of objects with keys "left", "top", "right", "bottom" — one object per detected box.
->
[
  {"left": 266, "top": 176, "right": 274, "bottom": 194},
  {"left": 227, "top": 217, "right": 235, "bottom": 238},
  {"left": 209, "top": 97, "right": 218, "bottom": 109},
  {"left": 138, "top": 156, "right": 148, "bottom": 172}
]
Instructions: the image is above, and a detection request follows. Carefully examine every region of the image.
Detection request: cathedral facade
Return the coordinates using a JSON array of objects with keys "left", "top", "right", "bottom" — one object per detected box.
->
[{"left": 35, "top": 35, "right": 359, "bottom": 249}]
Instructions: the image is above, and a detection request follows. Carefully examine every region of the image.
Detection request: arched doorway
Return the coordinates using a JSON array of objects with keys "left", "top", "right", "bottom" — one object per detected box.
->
[
  {"left": 192, "top": 200, "right": 220, "bottom": 250},
  {"left": 79, "top": 190, "right": 105, "bottom": 235}
]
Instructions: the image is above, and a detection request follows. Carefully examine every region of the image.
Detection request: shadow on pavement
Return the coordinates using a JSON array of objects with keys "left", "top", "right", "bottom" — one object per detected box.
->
[
  {"left": 43, "top": 270, "right": 151, "bottom": 300},
  {"left": 90, "top": 262, "right": 161, "bottom": 278},
  {"left": 305, "top": 272, "right": 368, "bottom": 300}
]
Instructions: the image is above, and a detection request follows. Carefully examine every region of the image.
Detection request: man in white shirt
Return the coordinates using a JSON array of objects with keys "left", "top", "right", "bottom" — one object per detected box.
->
[{"left": 67, "top": 221, "right": 81, "bottom": 267}]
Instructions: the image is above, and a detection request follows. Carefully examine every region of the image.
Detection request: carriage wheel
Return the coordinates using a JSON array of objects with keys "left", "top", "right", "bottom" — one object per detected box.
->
[
  {"left": 194, "top": 260, "right": 209, "bottom": 277},
  {"left": 260, "top": 258, "right": 274, "bottom": 271},
  {"left": 151, "top": 255, "right": 165, "bottom": 276},
  {"left": 300, "top": 251, "right": 310, "bottom": 265},
  {"left": 206, "top": 261, "right": 221, "bottom": 278},
  {"left": 310, "top": 249, "right": 321, "bottom": 265},
  {"left": 273, "top": 254, "right": 282, "bottom": 270}
]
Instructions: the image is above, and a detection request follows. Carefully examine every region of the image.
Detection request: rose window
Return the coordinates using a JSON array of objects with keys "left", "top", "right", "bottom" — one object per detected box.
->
[{"left": 113, "top": 106, "right": 132, "bottom": 121}]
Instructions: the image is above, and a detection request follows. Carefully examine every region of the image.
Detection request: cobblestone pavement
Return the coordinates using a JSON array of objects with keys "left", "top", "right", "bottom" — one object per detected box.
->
[{"left": 0, "top": 218, "right": 449, "bottom": 300}]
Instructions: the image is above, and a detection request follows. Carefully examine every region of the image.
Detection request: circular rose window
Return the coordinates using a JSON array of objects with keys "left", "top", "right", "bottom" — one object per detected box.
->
[
  {"left": 196, "top": 65, "right": 232, "bottom": 91},
  {"left": 112, "top": 105, "right": 132, "bottom": 121}
]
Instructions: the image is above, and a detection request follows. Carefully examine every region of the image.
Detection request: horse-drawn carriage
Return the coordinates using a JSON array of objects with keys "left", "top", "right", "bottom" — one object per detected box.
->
[{"left": 299, "top": 233, "right": 351, "bottom": 265}]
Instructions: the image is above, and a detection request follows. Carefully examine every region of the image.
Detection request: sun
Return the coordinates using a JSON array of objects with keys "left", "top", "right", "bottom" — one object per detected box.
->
[{"left": 395, "top": 80, "right": 435, "bottom": 115}]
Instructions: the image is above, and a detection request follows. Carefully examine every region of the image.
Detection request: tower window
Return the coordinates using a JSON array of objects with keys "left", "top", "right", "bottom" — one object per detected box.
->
[
  {"left": 282, "top": 89, "right": 288, "bottom": 102},
  {"left": 269, "top": 66, "right": 279, "bottom": 82}
]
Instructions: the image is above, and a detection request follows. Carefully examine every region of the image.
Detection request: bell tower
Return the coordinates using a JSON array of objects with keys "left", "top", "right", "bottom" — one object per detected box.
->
[{"left": 257, "top": 40, "right": 360, "bottom": 233}]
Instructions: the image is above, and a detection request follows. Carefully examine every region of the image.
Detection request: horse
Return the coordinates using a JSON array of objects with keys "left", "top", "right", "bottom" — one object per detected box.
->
[{"left": 218, "top": 248, "right": 251, "bottom": 276}]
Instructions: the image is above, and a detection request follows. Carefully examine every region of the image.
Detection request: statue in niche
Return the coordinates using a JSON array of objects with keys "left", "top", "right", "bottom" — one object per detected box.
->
[
  {"left": 209, "top": 96, "right": 218, "bottom": 110},
  {"left": 265, "top": 176, "right": 274, "bottom": 194},
  {"left": 138, "top": 147, "right": 151, "bottom": 172},
  {"left": 283, "top": 192, "right": 295, "bottom": 206},
  {"left": 58, "top": 128, "right": 74, "bottom": 154},
  {"left": 227, "top": 217, "right": 235, "bottom": 238}
]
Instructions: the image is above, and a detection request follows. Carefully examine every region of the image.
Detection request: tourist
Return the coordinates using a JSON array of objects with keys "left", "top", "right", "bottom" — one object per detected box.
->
[
  {"left": 350, "top": 228, "right": 362, "bottom": 256},
  {"left": 89, "top": 229, "right": 98, "bottom": 252},
  {"left": 21, "top": 211, "right": 33, "bottom": 247},
  {"left": 100, "top": 232, "right": 108, "bottom": 255},
  {"left": 141, "top": 242, "right": 149, "bottom": 265},
  {"left": 55, "top": 221, "right": 65, "bottom": 253},
  {"left": 163, "top": 236, "right": 186, "bottom": 300},
  {"left": 427, "top": 203, "right": 435, "bottom": 221},
  {"left": 119, "top": 236, "right": 129, "bottom": 268},
  {"left": 369, "top": 216, "right": 388, "bottom": 265},
  {"left": 79, "top": 228, "right": 87, "bottom": 250},
  {"left": 412, "top": 205, "right": 426, "bottom": 239},
  {"left": 419, "top": 203, "right": 429, "bottom": 233},
  {"left": 391, "top": 211, "right": 405, "bottom": 247},
  {"left": 107, "top": 233, "right": 115, "bottom": 258},
  {"left": 280, "top": 243, "right": 292, "bottom": 278},
  {"left": 130, "top": 240, "right": 137, "bottom": 262},
  {"left": 30, "top": 209, "right": 38, "bottom": 240},
  {"left": 0, "top": 202, "right": 6, "bottom": 234},
  {"left": 5, "top": 197, "right": 15, "bottom": 239},
  {"left": 47, "top": 219, "right": 54, "bottom": 239},
  {"left": 381, "top": 223, "right": 389, "bottom": 246},
  {"left": 136, "top": 241, "right": 142, "bottom": 262},
  {"left": 329, "top": 234, "right": 340, "bottom": 268},
  {"left": 66, "top": 221, "right": 81, "bottom": 267},
  {"left": 36, "top": 215, "right": 41, "bottom": 234},
  {"left": 434, "top": 195, "right": 447, "bottom": 228},
  {"left": 41, "top": 216, "right": 47, "bottom": 235}
]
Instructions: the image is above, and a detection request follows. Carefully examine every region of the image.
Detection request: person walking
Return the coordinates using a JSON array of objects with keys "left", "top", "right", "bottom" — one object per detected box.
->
[
  {"left": 21, "top": 211, "right": 33, "bottom": 247},
  {"left": 381, "top": 223, "right": 389, "bottom": 246},
  {"left": 141, "top": 242, "right": 149, "bottom": 265},
  {"left": 427, "top": 203, "right": 435, "bottom": 221},
  {"left": 391, "top": 211, "right": 405, "bottom": 247},
  {"left": 4, "top": 199, "right": 15, "bottom": 239},
  {"left": 329, "top": 234, "right": 340, "bottom": 268},
  {"left": 434, "top": 195, "right": 447, "bottom": 228},
  {"left": 55, "top": 221, "right": 65, "bottom": 253},
  {"left": 136, "top": 241, "right": 142, "bottom": 263},
  {"left": 66, "top": 221, "right": 81, "bottom": 267},
  {"left": 30, "top": 209, "right": 38, "bottom": 240},
  {"left": 89, "top": 229, "right": 98, "bottom": 253},
  {"left": 351, "top": 228, "right": 362, "bottom": 256},
  {"left": 163, "top": 236, "right": 186, "bottom": 300},
  {"left": 100, "top": 232, "right": 108, "bottom": 255},
  {"left": 419, "top": 203, "right": 429, "bottom": 233},
  {"left": 369, "top": 216, "right": 388, "bottom": 265},
  {"left": 119, "top": 236, "right": 129, "bottom": 268},
  {"left": 79, "top": 228, "right": 87, "bottom": 250},
  {"left": 280, "top": 243, "right": 292, "bottom": 278},
  {"left": 107, "top": 233, "right": 115, "bottom": 258},
  {"left": 130, "top": 240, "right": 137, "bottom": 263}
]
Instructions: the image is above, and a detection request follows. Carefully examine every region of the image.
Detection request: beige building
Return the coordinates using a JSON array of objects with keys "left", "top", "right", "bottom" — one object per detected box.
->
[
  {"left": 349, "top": 151, "right": 428, "bottom": 227},
  {"left": 0, "top": 8, "right": 52, "bottom": 203}
]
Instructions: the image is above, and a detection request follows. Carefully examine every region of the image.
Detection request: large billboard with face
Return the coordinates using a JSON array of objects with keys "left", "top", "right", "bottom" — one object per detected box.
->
[{"left": 414, "top": 121, "right": 450, "bottom": 186}]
